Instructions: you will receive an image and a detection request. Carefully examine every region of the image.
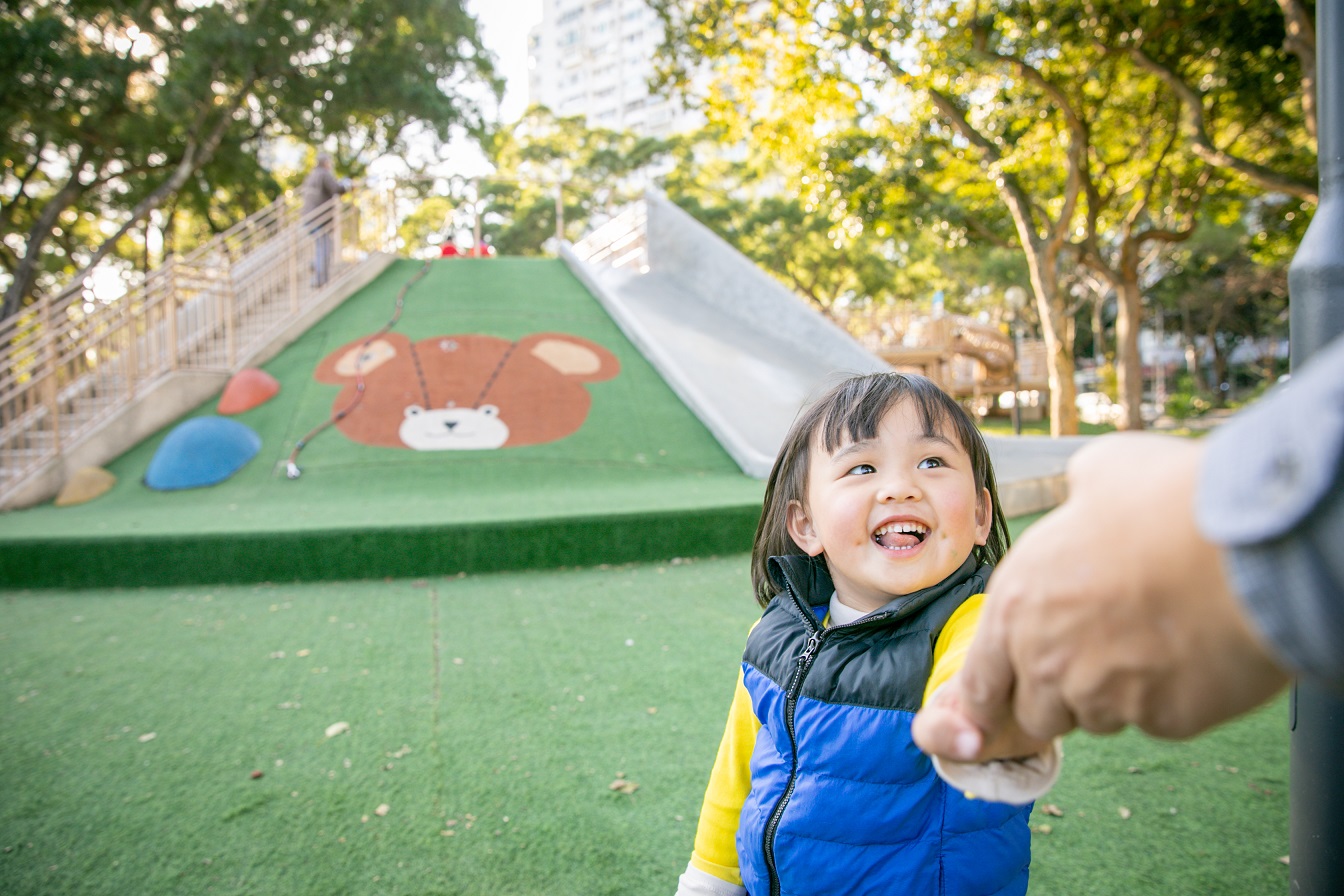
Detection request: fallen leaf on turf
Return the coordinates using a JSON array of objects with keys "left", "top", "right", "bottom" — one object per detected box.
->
[
  {"left": 1039, "top": 804, "right": 1063, "bottom": 817},
  {"left": 325, "top": 721, "right": 350, "bottom": 738},
  {"left": 609, "top": 779, "right": 639, "bottom": 794},
  {"left": 388, "top": 745, "right": 412, "bottom": 759},
  {"left": 1279, "top": 856, "right": 1290, "bottom": 865},
  {"left": 138, "top": 732, "right": 157, "bottom": 743},
  {"left": 1118, "top": 807, "right": 1132, "bottom": 820},
  {"left": 1032, "top": 824, "right": 1053, "bottom": 835},
  {"left": 375, "top": 803, "right": 390, "bottom": 816}
]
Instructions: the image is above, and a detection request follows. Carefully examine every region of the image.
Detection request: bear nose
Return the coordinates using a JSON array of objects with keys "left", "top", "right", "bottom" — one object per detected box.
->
[{"left": 443, "top": 420, "right": 457, "bottom": 431}]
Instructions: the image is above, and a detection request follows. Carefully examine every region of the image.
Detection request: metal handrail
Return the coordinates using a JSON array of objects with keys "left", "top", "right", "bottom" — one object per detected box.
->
[
  {"left": 570, "top": 200, "right": 648, "bottom": 271},
  {"left": 0, "top": 185, "right": 396, "bottom": 509}
]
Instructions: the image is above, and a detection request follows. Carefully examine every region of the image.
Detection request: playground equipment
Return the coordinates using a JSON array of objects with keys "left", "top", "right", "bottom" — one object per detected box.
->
[{"left": 839, "top": 306, "right": 1050, "bottom": 419}]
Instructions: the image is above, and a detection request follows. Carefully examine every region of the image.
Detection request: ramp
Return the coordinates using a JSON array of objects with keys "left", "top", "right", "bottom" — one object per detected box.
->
[{"left": 565, "top": 194, "right": 890, "bottom": 478}]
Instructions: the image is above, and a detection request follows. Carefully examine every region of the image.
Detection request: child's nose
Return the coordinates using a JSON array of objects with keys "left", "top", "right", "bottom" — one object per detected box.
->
[{"left": 876, "top": 472, "right": 921, "bottom": 503}]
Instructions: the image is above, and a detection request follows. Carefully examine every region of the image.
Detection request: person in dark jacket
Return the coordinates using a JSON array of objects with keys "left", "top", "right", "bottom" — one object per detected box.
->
[{"left": 677, "top": 373, "right": 1060, "bottom": 896}]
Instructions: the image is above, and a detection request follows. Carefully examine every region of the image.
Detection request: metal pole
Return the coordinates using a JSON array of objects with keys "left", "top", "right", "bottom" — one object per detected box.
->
[
  {"left": 555, "top": 183, "right": 565, "bottom": 245},
  {"left": 472, "top": 178, "right": 482, "bottom": 254},
  {"left": 1005, "top": 285, "right": 1026, "bottom": 435},
  {"left": 1286, "top": 2, "right": 1344, "bottom": 892}
]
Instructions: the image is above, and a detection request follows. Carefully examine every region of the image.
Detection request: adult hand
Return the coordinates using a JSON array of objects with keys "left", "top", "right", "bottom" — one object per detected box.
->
[{"left": 912, "top": 432, "right": 1290, "bottom": 762}]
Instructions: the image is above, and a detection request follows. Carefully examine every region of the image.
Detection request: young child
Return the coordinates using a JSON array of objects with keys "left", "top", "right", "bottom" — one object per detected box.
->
[{"left": 676, "top": 372, "right": 1060, "bottom": 896}]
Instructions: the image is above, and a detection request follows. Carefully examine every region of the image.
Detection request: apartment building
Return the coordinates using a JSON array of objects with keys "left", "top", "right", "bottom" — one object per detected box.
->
[{"left": 526, "top": 0, "right": 700, "bottom": 137}]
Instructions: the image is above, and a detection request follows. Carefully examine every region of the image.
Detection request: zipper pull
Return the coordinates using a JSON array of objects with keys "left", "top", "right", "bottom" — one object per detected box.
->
[{"left": 798, "top": 630, "right": 822, "bottom": 666}]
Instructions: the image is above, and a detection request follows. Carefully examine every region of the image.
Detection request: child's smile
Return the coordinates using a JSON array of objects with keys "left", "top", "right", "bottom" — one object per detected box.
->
[
  {"left": 873, "top": 519, "right": 929, "bottom": 550},
  {"left": 787, "top": 399, "right": 992, "bottom": 615}
]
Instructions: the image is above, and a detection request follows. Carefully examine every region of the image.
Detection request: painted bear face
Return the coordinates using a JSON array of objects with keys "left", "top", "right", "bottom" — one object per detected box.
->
[
  {"left": 398, "top": 404, "right": 509, "bottom": 450},
  {"left": 313, "top": 332, "right": 621, "bottom": 450}
]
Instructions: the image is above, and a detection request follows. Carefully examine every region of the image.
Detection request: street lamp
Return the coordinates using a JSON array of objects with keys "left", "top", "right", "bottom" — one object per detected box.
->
[{"left": 1004, "top": 286, "right": 1028, "bottom": 436}]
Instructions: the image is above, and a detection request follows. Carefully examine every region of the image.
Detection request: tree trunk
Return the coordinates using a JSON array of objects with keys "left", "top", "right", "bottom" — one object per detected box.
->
[
  {"left": 2, "top": 167, "right": 90, "bottom": 321},
  {"left": 1091, "top": 292, "right": 1108, "bottom": 362},
  {"left": 1113, "top": 279, "right": 1146, "bottom": 430},
  {"left": 1026, "top": 254, "right": 1079, "bottom": 435}
]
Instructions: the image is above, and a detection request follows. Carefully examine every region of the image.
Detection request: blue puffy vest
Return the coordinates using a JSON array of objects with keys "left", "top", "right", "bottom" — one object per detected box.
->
[{"left": 736, "top": 554, "right": 1032, "bottom": 896}]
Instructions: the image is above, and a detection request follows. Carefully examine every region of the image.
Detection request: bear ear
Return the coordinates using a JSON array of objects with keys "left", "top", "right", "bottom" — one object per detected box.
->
[
  {"left": 315, "top": 333, "right": 408, "bottom": 383},
  {"left": 403, "top": 404, "right": 424, "bottom": 419},
  {"left": 523, "top": 333, "right": 621, "bottom": 382}
]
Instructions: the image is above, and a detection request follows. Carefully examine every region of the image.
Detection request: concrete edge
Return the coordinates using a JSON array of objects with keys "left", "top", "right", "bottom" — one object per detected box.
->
[{"left": 997, "top": 472, "right": 1069, "bottom": 519}]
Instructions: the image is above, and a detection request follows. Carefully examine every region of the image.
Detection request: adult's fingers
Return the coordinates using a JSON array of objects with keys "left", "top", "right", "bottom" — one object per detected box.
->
[
  {"left": 978, "top": 510, "right": 1085, "bottom": 742},
  {"left": 952, "top": 580, "right": 1021, "bottom": 746},
  {"left": 910, "top": 694, "right": 984, "bottom": 761}
]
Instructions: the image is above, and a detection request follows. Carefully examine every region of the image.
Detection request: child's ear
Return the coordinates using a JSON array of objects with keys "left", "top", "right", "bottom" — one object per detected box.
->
[
  {"left": 974, "top": 486, "right": 993, "bottom": 546},
  {"left": 786, "top": 499, "right": 825, "bottom": 557}
]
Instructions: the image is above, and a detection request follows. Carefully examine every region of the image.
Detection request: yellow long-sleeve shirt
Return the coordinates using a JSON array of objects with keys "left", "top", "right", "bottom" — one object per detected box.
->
[{"left": 687, "top": 593, "right": 986, "bottom": 886}]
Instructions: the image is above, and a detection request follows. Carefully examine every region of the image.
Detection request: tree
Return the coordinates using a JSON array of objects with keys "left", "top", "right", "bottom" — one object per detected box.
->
[
  {"left": 653, "top": 0, "right": 1312, "bottom": 433},
  {"left": 654, "top": 1, "right": 1093, "bottom": 432},
  {"left": 1, "top": 0, "right": 499, "bottom": 320},
  {"left": 1148, "top": 218, "right": 1289, "bottom": 404},
  {"left": 478, "top": 106, "right": 673, "bottom": 255}
]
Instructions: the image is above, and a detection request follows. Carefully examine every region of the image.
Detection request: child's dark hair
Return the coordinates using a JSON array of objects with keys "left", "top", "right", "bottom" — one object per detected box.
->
[{"left": 750, "top": 372, "right": 1010, "bottom": 606}]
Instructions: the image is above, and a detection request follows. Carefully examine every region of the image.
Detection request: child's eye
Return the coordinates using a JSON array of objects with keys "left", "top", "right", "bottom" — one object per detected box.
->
[
  {"left": 917, "top": 457, "right": 945, "bottom": 469},
  {"left": 845, "top": 463, "right": 876, "bottom": 476}
]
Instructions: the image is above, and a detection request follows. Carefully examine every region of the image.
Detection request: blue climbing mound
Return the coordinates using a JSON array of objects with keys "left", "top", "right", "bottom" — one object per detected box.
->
[{"left": 144, "top": 416, "right": 262, "bottom": 490}]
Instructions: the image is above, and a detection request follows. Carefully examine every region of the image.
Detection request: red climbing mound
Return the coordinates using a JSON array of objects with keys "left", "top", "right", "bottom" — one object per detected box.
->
[{"left": 218, "top": 367, "right": 280, "bottom": 415}]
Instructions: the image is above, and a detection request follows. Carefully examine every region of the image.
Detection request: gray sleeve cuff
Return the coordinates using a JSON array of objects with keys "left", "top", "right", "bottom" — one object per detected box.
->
[
  {"left": 1196, "top": 334, "right": 1344, "bottom": 688},
  {"left": 1196, "top": 336, "right": 1344, "bottom": 545}
]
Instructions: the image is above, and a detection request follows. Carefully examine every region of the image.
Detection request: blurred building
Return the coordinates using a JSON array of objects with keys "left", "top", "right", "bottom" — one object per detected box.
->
[{"left": 527, "top": 0, "right": 701, "bottom": 137}]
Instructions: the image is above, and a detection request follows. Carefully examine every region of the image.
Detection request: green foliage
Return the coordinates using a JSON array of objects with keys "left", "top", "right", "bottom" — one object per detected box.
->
[
  {"left": 478, "top": 107, "right": 675, "bottom": 255},
  {"left": 1164, "top": 388, "right": 1214, "bottom": 421},
  {"left": 1, "top": 0, "right": 499, "bottom": 317}
]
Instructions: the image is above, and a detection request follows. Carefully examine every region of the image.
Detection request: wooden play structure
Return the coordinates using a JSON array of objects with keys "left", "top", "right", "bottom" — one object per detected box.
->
[{"left": 838, "top": 307, "right": 1051, "bottom": 419}]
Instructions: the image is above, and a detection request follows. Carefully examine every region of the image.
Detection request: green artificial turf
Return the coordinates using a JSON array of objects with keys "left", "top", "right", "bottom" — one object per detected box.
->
[
  {"left": 1, "top": 549, "right": 1290, "bottom": 895},
  {"left": 0, "top": 258, "right": 766, "bottom": 588}
]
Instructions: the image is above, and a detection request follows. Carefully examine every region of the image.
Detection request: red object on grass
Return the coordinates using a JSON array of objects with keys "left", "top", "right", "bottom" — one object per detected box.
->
[{"left": 218, "top": 368, "right": 280, "bottom": 415}]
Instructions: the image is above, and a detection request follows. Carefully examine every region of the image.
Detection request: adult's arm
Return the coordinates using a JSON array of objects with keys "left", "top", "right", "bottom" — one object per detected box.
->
[
  {"left": 910, "top": 336, "right": 1344, "bottom": 757},
  {"left": 1196, "top": 333, "right": 1344, "bottom": 689}
]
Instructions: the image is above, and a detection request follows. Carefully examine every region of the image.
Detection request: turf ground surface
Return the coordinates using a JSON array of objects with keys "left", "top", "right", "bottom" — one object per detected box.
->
[
  {"left": 0, "top": 258, "right": 1289, "bottom": 895},
  {"left": 0, "top": 258, "right": 764, "bottom": 588},
  {"left": 2, "top": 550, "right": 1289, "bottom": 896}
]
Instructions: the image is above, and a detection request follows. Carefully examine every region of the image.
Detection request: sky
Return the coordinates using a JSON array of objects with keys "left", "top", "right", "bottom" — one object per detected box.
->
[{"left": 467, "top": 0, "right": 545, "bottom": 122}]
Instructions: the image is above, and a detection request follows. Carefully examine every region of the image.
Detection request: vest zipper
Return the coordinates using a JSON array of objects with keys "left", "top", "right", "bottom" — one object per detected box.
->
[{"left": 762, "top": 614, "right": 824, "bottom": 896}]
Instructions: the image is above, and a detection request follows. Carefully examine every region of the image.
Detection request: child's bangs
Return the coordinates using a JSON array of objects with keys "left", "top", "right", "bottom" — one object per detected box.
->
[{"left": 817, "top": 375, "right": 965, "bottom": 454}]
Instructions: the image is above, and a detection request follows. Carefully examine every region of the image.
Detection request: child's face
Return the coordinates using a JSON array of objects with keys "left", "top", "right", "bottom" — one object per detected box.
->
[{"left": 787, "top": 399, "right": 992, "bottom": 615}]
